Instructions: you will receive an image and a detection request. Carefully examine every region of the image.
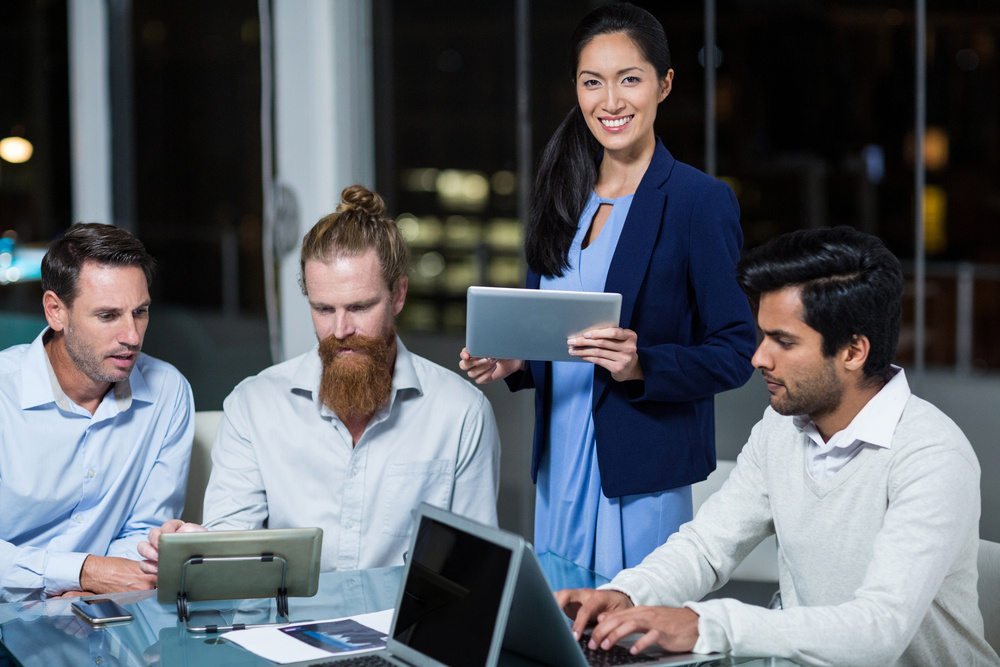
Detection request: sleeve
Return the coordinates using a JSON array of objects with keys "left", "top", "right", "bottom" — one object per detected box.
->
[
  {"left": 630, "top": 183, "right": 756, "bottom": 403},
  {"left": 106, "top": 374, "right": 195, "bottom": 559},
  {"left": 0, "top": 543, "right": 88, "bottom": 602},
  {"left": 682, "top": 446, "right": 981, "bottom": 666},
  {"left": 503, "top": 366, "right": 533, "bottom": 392},
  {"left": 449, "top": 391, "right": 501, "bottom": 527},
  {"left": 600, "top": 417, "right": 775, "bottom": 606},
  {"left": 200, "top": 384, "right": 269, "bottom": 531}
]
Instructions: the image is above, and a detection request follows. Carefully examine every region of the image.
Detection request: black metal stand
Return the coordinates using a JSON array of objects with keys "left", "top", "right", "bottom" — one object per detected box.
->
[{"left": 174, "top": 554, "right": 291, "bottom": 633}]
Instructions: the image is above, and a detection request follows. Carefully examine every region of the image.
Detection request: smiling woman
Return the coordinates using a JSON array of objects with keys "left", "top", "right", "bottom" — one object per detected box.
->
[
  {"left": 574, "top": 32, "right": 671, "bottom": 170},
  {"left": 458, "top": 2, "right": 757, "bottom": 579}
]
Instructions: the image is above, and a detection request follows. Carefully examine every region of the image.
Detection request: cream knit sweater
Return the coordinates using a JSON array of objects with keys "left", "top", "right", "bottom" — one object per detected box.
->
[{"left": 604, "top": 397, "right": 999, "bottom": 666}]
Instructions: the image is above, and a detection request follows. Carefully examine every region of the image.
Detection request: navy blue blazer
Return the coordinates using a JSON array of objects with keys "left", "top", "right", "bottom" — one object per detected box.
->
[{"left": 508, "top": 139, "right": 756, "bottom": 497}]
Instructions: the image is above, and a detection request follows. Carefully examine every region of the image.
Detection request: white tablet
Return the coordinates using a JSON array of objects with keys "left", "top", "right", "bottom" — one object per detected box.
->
[{"left": 466, "top": 286, "right": 622, "bottom": 363}]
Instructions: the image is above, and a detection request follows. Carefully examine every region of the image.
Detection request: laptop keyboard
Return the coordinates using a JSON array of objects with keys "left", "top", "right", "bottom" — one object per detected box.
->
[
  {"left": 308, "top": 640, "right": 684, "bottom": 667},
  {"left": 579, "top": 635, "right": 659, "bottom": 665},
  {"left": 311, "top": 654, "right": 396, "bottom": 666}
]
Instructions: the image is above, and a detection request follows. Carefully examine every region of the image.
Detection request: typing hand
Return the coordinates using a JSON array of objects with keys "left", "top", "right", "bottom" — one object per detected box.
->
[
  {"left": 567, "top": 327, "right": 642, "bottom": 382},
  {"left": 459, "top": 348, "right": 524, "bottom": 385},
  {"left": 79, "top": 555, "right": 157, "bottom": 594},
  {"left": 589, "top": 605, "right": 700, "bottom": 655},
  {"left": 554, "top": 588, "right": 633, "bottom": 641},
  {"left": 137, "top": 519, "right": 207, "bottom": 574}
]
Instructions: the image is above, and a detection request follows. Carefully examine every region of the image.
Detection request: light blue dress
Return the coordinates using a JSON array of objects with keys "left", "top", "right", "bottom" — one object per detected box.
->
[{"left": 534, "top": 192, "right": 693, "bottom": 580}]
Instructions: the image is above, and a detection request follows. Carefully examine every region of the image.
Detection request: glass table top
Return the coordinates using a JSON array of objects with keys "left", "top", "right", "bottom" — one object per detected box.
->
[{"left": 0, "top": 553, "right": 792, "bottom": 667}]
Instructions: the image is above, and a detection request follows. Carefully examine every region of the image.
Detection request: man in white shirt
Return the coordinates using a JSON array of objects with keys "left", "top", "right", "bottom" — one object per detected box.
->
[
  {"left": 139, "top": 185, "right": 500, "bottom": 572},
  {"left": 0, "top": 223, "right": 193, "bottom": 602},
  {"left": 557, "top": 227, "right": 998, "bottom": 665}
]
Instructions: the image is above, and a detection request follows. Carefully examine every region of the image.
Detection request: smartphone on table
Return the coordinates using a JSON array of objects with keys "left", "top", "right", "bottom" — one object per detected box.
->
[{"left": 71, "top": 598, "right": 133, "bottom": 626}]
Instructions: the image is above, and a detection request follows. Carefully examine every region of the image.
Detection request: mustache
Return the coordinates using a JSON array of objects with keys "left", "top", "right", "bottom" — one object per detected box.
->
[
  {"left": 318, "top": 333, "right": 387, "bottom": 361},
  {"left": 761, "top": 371, "right": 782, "bottom": 385}
]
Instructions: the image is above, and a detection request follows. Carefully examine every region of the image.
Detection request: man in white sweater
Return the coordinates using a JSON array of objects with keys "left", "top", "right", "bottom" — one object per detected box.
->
[{"left": 557, "top": 227, "right": 998, "bottom": 666}]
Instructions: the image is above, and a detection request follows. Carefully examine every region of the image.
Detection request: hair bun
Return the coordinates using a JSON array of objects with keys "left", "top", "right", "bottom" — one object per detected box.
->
[{"left": 337, "top": 185, "right": 386, "bottom": 218}]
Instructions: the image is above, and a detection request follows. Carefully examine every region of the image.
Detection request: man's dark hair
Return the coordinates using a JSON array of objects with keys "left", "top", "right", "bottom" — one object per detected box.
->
[
  {"left": 736, "top": 226, "right": 903, "bottom": 383},
  {"left": 41, "top": 223, "right": 156, "bottom": 306}
]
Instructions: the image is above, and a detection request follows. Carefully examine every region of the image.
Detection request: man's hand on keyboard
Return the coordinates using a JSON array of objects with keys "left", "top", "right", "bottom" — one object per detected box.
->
[
  {"left": 588, "top": 605, "right": 700, "bottom": 655},
  {"left": 555, "top": 588, "right": 634, "bottom": 641}
]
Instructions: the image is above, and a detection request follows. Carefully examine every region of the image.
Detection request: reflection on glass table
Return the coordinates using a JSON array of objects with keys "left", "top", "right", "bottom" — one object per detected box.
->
[{"left": 0, "top": 556, "right": 795, "bottom": 667}]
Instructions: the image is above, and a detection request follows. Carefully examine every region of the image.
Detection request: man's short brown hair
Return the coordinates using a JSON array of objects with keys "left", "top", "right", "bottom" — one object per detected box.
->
[{"left": 41, "top": 223, "right": 156, "bottom": 307}]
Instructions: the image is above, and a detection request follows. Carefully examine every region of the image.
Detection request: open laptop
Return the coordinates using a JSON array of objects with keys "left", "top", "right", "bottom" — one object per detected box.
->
[
  {"left": 283, "top": 503, "right": 523, "bottom": 667},
  {"left": 285, "top": 504, "right": 723, "bottom": 667}
]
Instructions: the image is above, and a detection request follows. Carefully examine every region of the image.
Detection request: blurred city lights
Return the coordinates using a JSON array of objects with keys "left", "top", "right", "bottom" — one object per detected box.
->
[{"left": 0, "top": 136, "right": 33, "bottom": 164}]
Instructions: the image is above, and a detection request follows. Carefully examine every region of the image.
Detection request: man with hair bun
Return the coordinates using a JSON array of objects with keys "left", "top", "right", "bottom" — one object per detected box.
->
[
  {"left": 556, "top": 227, "right": 998, "bottom": 665},
  {"left": 0, "top": 223, "right": 194, "bottom": 602},
  {"left": 140, "top": 185, "right": 501, "bottom": 572}
]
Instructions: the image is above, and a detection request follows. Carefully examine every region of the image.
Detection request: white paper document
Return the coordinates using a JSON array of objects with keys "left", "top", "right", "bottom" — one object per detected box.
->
[{"left": 222, "top": 608, "right": 394, "bottom": 664}]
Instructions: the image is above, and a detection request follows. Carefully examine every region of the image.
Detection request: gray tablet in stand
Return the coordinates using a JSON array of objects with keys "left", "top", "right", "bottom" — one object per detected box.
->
[{"left": 157, "top": 527, "right": 323, "bottom": 632}]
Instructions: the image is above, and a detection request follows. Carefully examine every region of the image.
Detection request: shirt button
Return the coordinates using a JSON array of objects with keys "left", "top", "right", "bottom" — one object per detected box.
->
[
  {"left": 345, "top": 521, "right": 354, "bottom": 530},
  {"left": 74, "top": 515, "right": 84, "bottom": 524},
  {"left": 87, "top": 469, "right": 96, "bottom": 478},
  {"left": 95, "top": 657, "right": 103, "bottom": 665}
]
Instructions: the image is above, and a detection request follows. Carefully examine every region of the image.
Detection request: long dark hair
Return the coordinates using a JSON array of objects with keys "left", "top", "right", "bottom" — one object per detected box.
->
[{"left": 526, "top": 2, "right": 672, "bottom": 276}]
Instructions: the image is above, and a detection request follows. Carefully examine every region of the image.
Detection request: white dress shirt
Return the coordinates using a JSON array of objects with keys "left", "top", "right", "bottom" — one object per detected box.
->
[
  {"left": 794, "top": 366, "right": 910, "bottom": 481},
  {"left": 0, "top": 329, "right": 194, "bottom": 601},
  {"left": 202, "top": 337, "right": 501, "bottom": 571}
]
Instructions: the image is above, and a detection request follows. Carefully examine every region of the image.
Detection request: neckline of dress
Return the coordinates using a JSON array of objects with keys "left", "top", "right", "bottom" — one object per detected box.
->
[{"left": 592, "top": 191, "right": 635, "bottom": 205}]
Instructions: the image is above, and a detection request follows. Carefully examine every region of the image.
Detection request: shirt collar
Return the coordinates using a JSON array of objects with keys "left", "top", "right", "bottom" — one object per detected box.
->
[
  {"left": 793, "top": 365, "right": 910, "bottom": 452},
  {"left": 21, "top": 327, "right": 148, "bottom": 413},
  {"left": 291, "top": 335, "right": 424, "bottom": 416}
]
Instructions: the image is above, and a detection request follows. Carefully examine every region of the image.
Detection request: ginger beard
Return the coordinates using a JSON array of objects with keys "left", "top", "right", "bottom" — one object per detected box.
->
[{"left": 317, "top": 327, "right": 395, "bottom": 421}]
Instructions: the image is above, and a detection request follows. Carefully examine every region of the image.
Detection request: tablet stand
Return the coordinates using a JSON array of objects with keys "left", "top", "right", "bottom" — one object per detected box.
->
[{"left": 174, "top": 554, "right": 290, "bottom": 633}]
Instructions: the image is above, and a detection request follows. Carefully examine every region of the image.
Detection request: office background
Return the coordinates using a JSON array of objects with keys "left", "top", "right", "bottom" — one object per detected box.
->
[{"left": 1, "top": 0, "right": 998, "bottom": 543}]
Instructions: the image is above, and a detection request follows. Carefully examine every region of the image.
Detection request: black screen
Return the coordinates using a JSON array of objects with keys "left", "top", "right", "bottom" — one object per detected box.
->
[{"left": 393, "top": 517, "right": 512, "bottom": 667}]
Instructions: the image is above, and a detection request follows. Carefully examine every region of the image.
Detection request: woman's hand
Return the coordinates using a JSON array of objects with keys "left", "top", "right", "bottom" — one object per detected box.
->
[
  {"left": 459, "top": 349, "right": 524, "bottom": 385},
  {"left": 568, "top": 327, "right": 643, "bottom": 382}
]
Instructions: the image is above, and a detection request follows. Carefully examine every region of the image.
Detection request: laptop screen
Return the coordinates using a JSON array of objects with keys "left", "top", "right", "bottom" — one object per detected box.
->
[{"left": 392, "top": 514, "right": 512, "bottom": 667}]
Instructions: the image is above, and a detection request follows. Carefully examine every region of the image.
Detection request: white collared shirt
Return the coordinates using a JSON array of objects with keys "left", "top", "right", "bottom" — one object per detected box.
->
[
  {"left": 794, "top": 366, "right": 911, "bottom": 481},
  {"left": 202, "top": 337, "right": 501, "bottom": 571}
]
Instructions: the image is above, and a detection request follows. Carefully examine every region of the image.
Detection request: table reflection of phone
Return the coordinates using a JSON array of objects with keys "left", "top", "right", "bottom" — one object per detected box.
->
[{"left": 71, "top": 599, "right": 133, "bottom": 625}]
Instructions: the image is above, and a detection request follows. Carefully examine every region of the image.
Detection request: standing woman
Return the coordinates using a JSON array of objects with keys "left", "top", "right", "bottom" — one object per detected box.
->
[{"left": 461, "top": 2, "right": 756, "bottom": 578}]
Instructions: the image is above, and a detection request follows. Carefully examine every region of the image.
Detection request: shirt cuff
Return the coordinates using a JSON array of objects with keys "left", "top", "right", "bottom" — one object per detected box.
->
[
  {"left": 684, "top": 601, "right": 732, "bottom": 654},
  {"left": 43, "top": 551, "right": 89, "bottom": 597}
]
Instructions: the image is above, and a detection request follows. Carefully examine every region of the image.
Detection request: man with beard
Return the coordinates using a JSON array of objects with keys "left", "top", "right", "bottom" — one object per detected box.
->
[
  {"left": 0, "top": 223, "right": 193, "bottom": 601},
  {"left": 555, "top": 227, "right": 998, "bottom": 665},
  {"left": 139, "top": 185, "right": 500, "bottom": 573}
]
